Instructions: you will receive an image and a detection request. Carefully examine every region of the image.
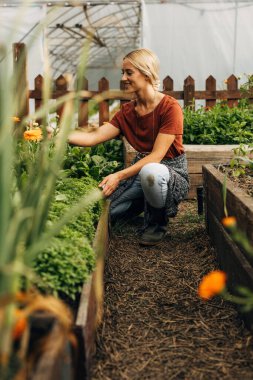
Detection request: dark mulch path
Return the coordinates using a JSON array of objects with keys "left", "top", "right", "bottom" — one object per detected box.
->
[{"left": 91, "top": 201, "right": 253, "bottom": 380}]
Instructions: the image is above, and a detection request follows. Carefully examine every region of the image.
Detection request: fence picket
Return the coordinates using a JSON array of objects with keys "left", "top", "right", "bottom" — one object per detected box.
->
[
  {"left": 184, "top": 76, "right": 195, "bottom": 109},
  {"left": 13, "top": 43, "right": 29, "bottom": 124},
  {"left": 78, "top": 77, "right": 89, "bottom": 127},
  {"left": 227, "top": 74, "right": 238, "bottom": 107},
  {"left": 55, "top": 75, "right": 68, "bottom": 120},
  {"left": 98, "top": 77, "right": 109, "bottom": 125},
  {"left": 206, "top": 75, "right": 216, "bottom": 108},
  {"left": 163, "top": 76, "right": 173, "bottom": 91}
]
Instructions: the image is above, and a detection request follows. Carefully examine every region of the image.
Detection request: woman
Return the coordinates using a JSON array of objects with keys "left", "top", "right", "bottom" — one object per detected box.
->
[{"left": 67, "top": 48, "right": 189, "bottom": 246}]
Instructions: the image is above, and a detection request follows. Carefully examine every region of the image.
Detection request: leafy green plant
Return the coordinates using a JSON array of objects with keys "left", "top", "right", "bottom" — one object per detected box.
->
[
  {"left": 34, "top": 177, "right": 101, "bottom": 301},
  {"left": 229, "top": 143, "right": 253, "bottom": 177},
  {"left": 183, "top": 101, "right": 253, "bottom": 145},
  {"left": 64, "top": 138, "right": 123, "bottom": 180}
]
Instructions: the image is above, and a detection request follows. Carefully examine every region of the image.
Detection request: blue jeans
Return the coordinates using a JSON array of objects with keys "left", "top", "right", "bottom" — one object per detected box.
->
[{"left": 110, "top": 163, "right": 170, "bottom": 220}]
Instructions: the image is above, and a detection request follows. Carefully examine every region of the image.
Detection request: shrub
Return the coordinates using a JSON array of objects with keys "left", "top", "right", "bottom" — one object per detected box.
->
[{"left": 183, "top": 101, "right": 253, "bottom": 144}]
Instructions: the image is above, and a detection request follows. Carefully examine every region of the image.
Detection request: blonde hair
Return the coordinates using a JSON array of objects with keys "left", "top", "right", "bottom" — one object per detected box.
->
[{"left": 123, "top": 48, "right": 160, "bottom": 90}]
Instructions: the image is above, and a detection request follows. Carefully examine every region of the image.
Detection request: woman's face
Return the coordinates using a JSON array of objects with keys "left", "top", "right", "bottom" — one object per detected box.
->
[{"left": 121, "top": 59, "right": 148, "bottom": 93}]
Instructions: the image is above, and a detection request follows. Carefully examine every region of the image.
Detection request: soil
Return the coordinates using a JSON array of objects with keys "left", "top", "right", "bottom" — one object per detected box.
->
[
  {"left": 91, "top": 201, "right": 253, "bottom": 380},
  {"left": 218, "top": 166, "right": 253, "bottom": 197}
]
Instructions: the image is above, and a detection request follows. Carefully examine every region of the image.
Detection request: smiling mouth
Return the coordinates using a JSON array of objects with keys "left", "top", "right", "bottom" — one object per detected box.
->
[{"left": 123, "top": 82, "right": 132, "bottom": 89}]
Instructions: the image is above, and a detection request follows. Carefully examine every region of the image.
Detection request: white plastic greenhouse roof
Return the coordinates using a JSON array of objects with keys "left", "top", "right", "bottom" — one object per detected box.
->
[
  {"left": 1, "top": 0, "right": 253, "bottom": 81},
  {"left": 0, "top": 0, "right": 143, "bottom": 77}
]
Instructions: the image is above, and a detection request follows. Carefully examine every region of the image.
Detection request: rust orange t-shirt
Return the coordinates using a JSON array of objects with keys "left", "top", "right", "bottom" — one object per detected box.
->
[{"left": 110, "top": 95, "right": 184, "bottom": 159}]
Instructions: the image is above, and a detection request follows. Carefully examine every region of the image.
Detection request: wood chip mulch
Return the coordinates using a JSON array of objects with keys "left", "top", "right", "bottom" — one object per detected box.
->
[{"left": 91, "top": 201, "right": 253, "bottom": 380}]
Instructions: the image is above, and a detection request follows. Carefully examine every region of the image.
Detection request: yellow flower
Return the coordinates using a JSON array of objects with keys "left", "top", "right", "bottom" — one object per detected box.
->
[
  {"left": 198, "top": 270, "right": 227, "bottom": 300},
  {"left": 23, "top": 128, "right": 42, "bottom": 142},
  {"left": 222, "top": 216, "right": 237, "bottom": 229},
  {"left": 12, "top": 116, "right": 20, "bottom": 122}
]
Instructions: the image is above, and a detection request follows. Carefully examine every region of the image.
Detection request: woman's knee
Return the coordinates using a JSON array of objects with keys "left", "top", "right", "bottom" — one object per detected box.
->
[
  {"left": 139, "top": 163, "right": 170, "bottom": 186},
  {"left": 139, "top": 163, "right": 170, "bottom": 207}
]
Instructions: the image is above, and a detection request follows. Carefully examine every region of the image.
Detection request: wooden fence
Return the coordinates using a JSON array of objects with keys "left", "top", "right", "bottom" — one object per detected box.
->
[{"left": 13, "top": 43, "right": 253, "bottom": 126}]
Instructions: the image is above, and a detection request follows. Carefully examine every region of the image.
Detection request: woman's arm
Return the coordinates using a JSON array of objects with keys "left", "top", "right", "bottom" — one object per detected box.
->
[
  {"left": 67, "top": 122, "right": 120, "bottom": 146},
  {"left": 100, "top": 133, "right": 175, "bottom": 196}
]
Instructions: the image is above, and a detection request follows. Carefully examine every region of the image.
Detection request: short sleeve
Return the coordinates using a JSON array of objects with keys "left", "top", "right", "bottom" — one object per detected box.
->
[
  {"left": 109, "top": 109, "right": 122, "bottom": 130},
  {"left": 159, "top": 101, "right": 183, "bottom": 135}
]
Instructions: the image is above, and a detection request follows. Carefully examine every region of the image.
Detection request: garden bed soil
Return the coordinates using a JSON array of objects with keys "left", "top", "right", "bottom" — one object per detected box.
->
[
  {"left": 90, "top": 201, "right": 253, "bottom": 380},
  {"left": 218, "top": 166, "right": 253, "bottom": 197}
]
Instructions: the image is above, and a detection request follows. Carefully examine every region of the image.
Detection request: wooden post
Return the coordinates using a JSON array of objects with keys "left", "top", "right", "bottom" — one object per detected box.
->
[
  {"left": 184, "top": 76, "right": 195, "bottom": 109},
  {"left": 34, "top": 74, "right": 43, "bottom": 125},
  {"left": 227, "top": 74, "right": 238, "bottom": 107},
  {"left": 205, "top": 75, "right": 216, "bottom": 109},
  {"left": 78, "top": 77, "right": 89, "bottom": 127},
  {"left": 13, "top": 43, "right": 29, "bottom": 122},
  {"left": 55, "top": 75, "right": 67, "bottom": 120},
  {"left": 163, "top": 75, "right": 173, "bottom": 91},
  {"left": 98, "top": 77, "right": 109, "bottom": 125}
]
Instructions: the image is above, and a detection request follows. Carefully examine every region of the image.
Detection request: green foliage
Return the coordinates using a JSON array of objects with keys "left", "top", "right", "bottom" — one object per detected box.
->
[
  {"left": 33, "top": 176, "right": 102, "bottom": 301},
  {"left": 229, "top": 143, "right": 253, "bottom": 177},
  {"left": 183, "top": 101, "right": 253, "bottom": 144},
  {"left": 64, "top": 138, "right": 123, "bottom": 180}
]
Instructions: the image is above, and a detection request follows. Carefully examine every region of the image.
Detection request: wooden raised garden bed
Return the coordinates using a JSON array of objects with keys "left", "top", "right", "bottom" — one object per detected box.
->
[
  {"left": 123, "top": 138, "right": 238, "bottom": 199},
  {"left": 203, "top": 164, "right": 253, "bottom": 329},
  {"left": 29, "top": 201, "right": 110, "bottom": 380},
  {"left": 74, "top": 200, "right": 110, "bottom": 379}
]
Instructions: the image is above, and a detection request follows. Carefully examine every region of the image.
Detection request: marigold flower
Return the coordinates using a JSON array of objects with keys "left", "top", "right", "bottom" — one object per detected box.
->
[
  {"left": 23, "top": 128, "right": 42, "bottom": 142},
  {"left": 13, "top": 309, "right": 27, "bottom": 340},
  {"left": 222, "top": 216, "right": 237, "bottom": 229},
  {"left": 198, "top": 270, "right": 227, "bottom": 300},
  {"left": 12, "top": 116, "right": 20, "bottom": 122}
]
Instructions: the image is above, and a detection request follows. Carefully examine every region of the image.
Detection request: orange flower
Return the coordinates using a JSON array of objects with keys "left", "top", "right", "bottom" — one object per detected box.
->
[
  {"left": 222, "top": 216, "right": 237, "bottom": 229},
  {"left": 198, "top": 270, "right": 227, "bottom": 300},
  {"left": 13, "top": 309, "right": 27, "bottom": 340},
  {"left": 23, "top": 128, "right": 42, "bottom": 142},
  {"left": 12, "top": 116, "right": 20, "bottom": 122}
]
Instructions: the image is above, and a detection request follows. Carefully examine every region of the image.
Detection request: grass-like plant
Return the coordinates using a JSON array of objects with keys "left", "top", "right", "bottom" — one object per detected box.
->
[{"left": 0, "top": 5, "right": 104, "bottom": 373}]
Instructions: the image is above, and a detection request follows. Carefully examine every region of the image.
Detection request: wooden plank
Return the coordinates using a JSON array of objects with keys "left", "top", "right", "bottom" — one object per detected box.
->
[
  {"left": 55, "top": 75, "right": 68, "bottom": 120},
  {"left": 75, "top": 201, "right": 110, "bottom": 378},
  {"left": 227, "top": 75, "right": 238, "bottom": 107},
  {"left": 163, "top": 76, "right": 173, "bottom": 91},
  {"left": 98, "top": 77, "right": 109, "bottom": 125},
  {"left": 207, "top": 209, "right": 253, "bottom": 330},
  {"left": 78, "top": 77, "right": 89, "bottom": 127},
  {"left": 34, "top": 75, "right": 43, "bottom": 126},
  {"left": 205, "top": 75, "right": 216, "bottom": 108},
  {"left": 184, "top": 76, "right": 195, "bottom": 109},
  {"left": 203, "top": 164, "right": 253, "bottom": 245},
  {"left": 13, "top": 43, "right": 29, "bottom": 126}
]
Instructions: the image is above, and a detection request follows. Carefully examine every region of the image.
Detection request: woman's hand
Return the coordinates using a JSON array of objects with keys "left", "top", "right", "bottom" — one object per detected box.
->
[{"left": 99, "top": 172, "right": 121, "bottom": 197}]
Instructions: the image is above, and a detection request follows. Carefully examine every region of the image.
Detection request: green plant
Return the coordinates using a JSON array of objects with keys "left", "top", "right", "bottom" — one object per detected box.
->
[
  {"left": 0, "top": 10, "right": 103, "bottom": 371},
  {"left": 33, "top": 177, "right": 102, "bottom": 301},
  {"left": 229, "top": 143, "right": 253, "bottom": 176},
  {"left": 183, "top": 101, "right": 253, "bottom": 145},
  {"left": 64, "top": 138, "right": 123, "bottom": 180}
]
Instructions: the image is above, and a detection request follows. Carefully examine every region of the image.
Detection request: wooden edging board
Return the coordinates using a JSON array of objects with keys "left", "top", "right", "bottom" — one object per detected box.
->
[
  {"left": 203, "top": 164, "right": 253, "bottom": 329},
  {"left": 123, "top": 138, "right": 237, "bottom": 199},
  {"left": 74, "top": 200, "right": 110, "bottom": 379}
]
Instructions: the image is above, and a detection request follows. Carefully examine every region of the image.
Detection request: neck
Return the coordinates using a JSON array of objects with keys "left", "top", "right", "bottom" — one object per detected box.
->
[{"left": 135, "top": 88, "right": 157, "bottom": 108}]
